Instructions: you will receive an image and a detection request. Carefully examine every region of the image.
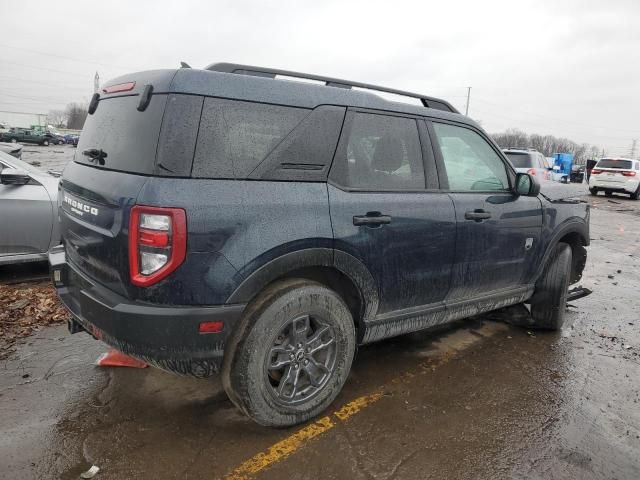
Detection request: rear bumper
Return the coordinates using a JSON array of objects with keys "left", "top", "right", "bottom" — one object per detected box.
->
[
  {"left": 49, "top": 246, "right": 245, "bottom": 378},
  {"left": 589, "top": 177, "right": 639, "bottom": 193}
]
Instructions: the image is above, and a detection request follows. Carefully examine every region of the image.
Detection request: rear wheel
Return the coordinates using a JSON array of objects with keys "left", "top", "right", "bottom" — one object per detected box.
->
[
  {"left": 223, "top": 279, "right": 356, "bottom": 427},
  {"left": 529, "top": 243, "right": 572, "bottom": 330},
  {"left": 630, "top": 185, "right": 640, "bottom": 200},
  {"left": 604, "top": 191, "right": 612, "bottom": 197},
  {"left": 589, "top": 188, "right": 598, "bottom": 196}
]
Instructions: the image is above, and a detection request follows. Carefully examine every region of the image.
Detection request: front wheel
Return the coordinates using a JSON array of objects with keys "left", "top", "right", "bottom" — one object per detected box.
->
[
  {"left": 42, "top": 140, "right": 49, "bottom": 146},
  {"left": 589, "top": 187, "right": 598, "bottom": 196},
  {"left": 10, "top": 138, "right": 17, "bottom": 143},
  {"left": 223, "top": 279, "right": 356, "bottom": 427},
  {"left": 630, "top": 185, "right": 640, "bottom": 200},
  {"left": 529, "top": 243, "right": 572, "bottom": 330}
]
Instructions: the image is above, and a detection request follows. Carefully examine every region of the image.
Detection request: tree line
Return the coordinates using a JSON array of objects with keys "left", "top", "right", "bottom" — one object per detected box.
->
[
  {"left": 47, "top": 102, "right": 88, "bottom": 130},
  {"left": 491, "top": 128, "right": 602, "bottom": 164}
]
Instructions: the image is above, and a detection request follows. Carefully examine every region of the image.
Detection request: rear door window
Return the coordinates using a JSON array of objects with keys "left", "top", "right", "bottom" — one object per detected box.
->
[
  {"left": 330, "top": 111, "right": 425, "bottom": 190},
  {"left": 192, "top": 99, "right": 308, "bottom": 178},
  {"left": 76, "top": 94, "right": 168, "bottom": 174}
]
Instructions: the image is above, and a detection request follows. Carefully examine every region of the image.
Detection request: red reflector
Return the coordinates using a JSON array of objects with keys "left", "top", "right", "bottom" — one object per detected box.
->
[
  {"left": 103, "top": 81, "right": 136, "bottom": 94},
  {"left": 591, "top": 169, "right": 602, "bottom": 174},
  {"left": 527, "top": 168, "right": 536, "bottom": 176},
  {"left": 199, "top": 321, "right": 224, "bottom": 334},
  {"left": 139, "top": 228, "right": 169, "bottom": 247},
  {"left": 622, "top": 171, "right": 636, "bottom": 177}
]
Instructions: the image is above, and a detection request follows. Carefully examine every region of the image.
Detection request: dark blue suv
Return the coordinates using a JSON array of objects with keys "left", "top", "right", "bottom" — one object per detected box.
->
[{"left": 50, "top": 63, "right": 589, "bottom": 426}]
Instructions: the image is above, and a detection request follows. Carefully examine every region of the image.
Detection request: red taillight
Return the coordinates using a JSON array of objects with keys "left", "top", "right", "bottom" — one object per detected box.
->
[
  {"left": 622, "top": 171, "right": 637, "bottom": 177},
  {"left": 129, "top": 206, "right": 186, "bottom": 287},
  {"left": 199, "top": 321, "right": 224, "bottom": 334},
  {"left": 527, "top": 168, "right": 536, "bottom": 176},
  {"left": 103, "top": 81, "right": 136, "bottom": 94},
  {"left": 591, "top": 169, "right": 602, "bottom": 174},
  {"left": 139, "top": 229, "right": 170, "bottom": 247}
]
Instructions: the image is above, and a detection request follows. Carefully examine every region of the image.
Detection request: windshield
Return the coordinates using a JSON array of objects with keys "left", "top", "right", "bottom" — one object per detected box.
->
[
  {"left": 596, "top": 159, "right": 633, "bottom": 170},
  {"left": 505, "top": 153, "right": 534, "bottom": 168}
]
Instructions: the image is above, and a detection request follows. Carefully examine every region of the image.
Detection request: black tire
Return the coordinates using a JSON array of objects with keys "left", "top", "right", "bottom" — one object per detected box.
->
[
  {"left": 10, "top": 138, "right": 17, "bottom": 143},
  {"left": 589, "top": 188, "right": 598, "bottom": 196},
  {"left": 604, "top": 191, "right": 612, "bottom": 197},
  {"left": 630, "top": 185, "right": 640, "bottom": 200},
  {"left": 529, "top": 243, "right": 572, "bottom": 330},
  {"left": 222, "top": 278, "right": 356, "bottom": 427},
  {"left": 42, "top": 140, "right": 49, "bottom": 146}
]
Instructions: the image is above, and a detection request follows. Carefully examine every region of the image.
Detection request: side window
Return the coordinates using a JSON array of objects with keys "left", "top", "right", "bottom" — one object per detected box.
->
[
  {"left": 333, "top": 112, "right": 425, "bottom": 190},
  {"left": 192, "top": 98, "right": 308, "bottom": 179},
  {"left": 432, "top": 122, "right": 509, "bottom": 192}
]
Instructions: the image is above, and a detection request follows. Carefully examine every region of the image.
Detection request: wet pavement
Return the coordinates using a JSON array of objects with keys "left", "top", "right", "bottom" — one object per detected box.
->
[
  {"left": 1, "top": 206, "right": 639, "bottom": 479},
  {"left": 20, "top": 144, "right": 75, "bottom": 174}
]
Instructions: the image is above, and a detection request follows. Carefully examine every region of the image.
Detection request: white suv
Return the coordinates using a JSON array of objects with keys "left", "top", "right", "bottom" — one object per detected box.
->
[{"left": 589, "top": 158, "right": 640, "bottom": 200}]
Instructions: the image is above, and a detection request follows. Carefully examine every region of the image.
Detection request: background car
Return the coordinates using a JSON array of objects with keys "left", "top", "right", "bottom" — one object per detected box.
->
[
  {"left": 589, "top": 157, "right": 640, "bottom": 199},
  {"left": 63, "top": 133, "right": 80, "bottom": 146},
  {"left": 1, "top": 128, "right": 53, "bottom": 146},
  {"left": 44, "top": 131, "right": 65, "bottom": 145},
  {"left": 0, "top": 150, "right": 60, "bottom": 265},
  {"left": 503, "top": 148, "right": 552, "bottom": 181},
  {"left": 0, "top": 141, "right": 23, "bottom": 159}
]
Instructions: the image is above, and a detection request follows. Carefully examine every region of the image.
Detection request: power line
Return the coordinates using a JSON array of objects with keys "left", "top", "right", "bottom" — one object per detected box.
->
[
  {"left": 0, "top": 91, "right": 83, "bottom": 103},
  {"left": 0, "top": 59, "right": 107, "bottom": 78},
  {"left": 0, "top": 43, "right": 137, "bottom": 70},
  {"left": 0, "top": 74, "right": 89, "bottom": 89}
]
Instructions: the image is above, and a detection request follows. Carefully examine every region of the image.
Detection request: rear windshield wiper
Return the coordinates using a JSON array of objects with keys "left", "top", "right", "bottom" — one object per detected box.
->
[{"left": 82, "top": 148, "right": 107, "bottom": 165}]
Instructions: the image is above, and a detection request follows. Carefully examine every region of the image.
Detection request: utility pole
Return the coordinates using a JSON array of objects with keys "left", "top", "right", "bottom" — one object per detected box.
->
[
  {"left": 629, "top": 139, "right": 637, "bottom": 159},
  {"left": 465, "top": 87, "right": 471, "bottom": 116}
]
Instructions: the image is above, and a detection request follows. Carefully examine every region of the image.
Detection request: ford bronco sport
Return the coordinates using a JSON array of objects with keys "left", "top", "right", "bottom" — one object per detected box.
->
[{"left": 50, "top": 63, "right": 589, "bottom": 426}]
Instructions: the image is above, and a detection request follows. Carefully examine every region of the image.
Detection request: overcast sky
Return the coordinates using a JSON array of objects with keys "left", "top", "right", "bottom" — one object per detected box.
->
[{"left": 1, "top": 0, "right": 638, "bottom": 155}]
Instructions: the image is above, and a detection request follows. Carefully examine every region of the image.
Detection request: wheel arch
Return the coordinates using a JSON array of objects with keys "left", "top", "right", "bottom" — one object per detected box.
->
[
  {"left": 226, "top": 248, "right": 378, "bottom": 342},
  {"left": 536, "top": 220, "right": 589, "bottom": 285}
]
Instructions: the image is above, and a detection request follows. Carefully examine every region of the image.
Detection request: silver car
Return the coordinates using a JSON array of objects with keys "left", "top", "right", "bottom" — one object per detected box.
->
[
  {"left": 0, "top": 141, "right": 23, "bottom": 159},
  {"left": 503, "top": 148, "right": 552, "bottom": 182},
  {"left": 0, "top": 150, "right": 60, "bottom": 265}
]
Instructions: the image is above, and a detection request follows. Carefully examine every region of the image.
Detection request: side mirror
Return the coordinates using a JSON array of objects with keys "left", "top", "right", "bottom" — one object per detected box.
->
[
  {"left": 0, "top": 168, "right": 31, "bottom": 185},
  {"left": 515, "top": 172, "right": 540, "bottom": 197}
]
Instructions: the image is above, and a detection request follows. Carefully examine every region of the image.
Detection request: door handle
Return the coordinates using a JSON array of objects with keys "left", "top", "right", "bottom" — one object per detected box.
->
[
  {"left": 464, "top": 209, "right": 492, "bottom": 222},
  {"left": 353, "top": 213, "right": 392, "bottom": 227}
]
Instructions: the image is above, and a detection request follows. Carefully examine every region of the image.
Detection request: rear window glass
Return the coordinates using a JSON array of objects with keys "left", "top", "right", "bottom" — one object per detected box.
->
[
  {"left": 192, "top": 98, "right": 308, "bottom": 178},
  {"left": 596, "top": 159, "right": 633, "bottom": 169},
  {"left": 505, "top": 153, "right": 534, "bottom": 168},
  {"left": 75, "top": 94, "right": 168, "bottom": 174}
]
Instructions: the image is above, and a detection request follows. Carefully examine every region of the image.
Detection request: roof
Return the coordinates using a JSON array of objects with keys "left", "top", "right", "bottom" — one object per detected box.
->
[{"left": 102, "top": 65, "right": 477, "bottom": 128}]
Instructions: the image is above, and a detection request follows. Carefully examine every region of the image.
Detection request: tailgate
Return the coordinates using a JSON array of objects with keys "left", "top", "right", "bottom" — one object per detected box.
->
[{"left": 60, "top": 162, "right": 149, "bottom": 297}]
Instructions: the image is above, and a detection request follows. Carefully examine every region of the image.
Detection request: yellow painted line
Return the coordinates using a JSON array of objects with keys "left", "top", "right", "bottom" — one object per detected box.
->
[
  {"left": 224, "top": 392, "right": 383, "bottom": 480},
  {"left": 224, "top": 323, "right": 496, "bottom": 479},
  {"left": 334, "top": 391, "right": 383, "bottom": 421}
]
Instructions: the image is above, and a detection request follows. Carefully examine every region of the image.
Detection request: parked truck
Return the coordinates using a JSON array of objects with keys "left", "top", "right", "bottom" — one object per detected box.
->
[{"left": 552, "top": 153, "right": 574, "bottom": 183}]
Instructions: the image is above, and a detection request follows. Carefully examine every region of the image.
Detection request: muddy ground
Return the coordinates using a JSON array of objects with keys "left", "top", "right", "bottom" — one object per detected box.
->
[{"left": 1, "top": 153, "right": 639, "bottom": 479}]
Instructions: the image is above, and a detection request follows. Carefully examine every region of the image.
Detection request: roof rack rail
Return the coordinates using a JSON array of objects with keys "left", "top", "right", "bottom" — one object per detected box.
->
[{"left": 205, "top": 62, "right": 459, "bottom": 114}]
